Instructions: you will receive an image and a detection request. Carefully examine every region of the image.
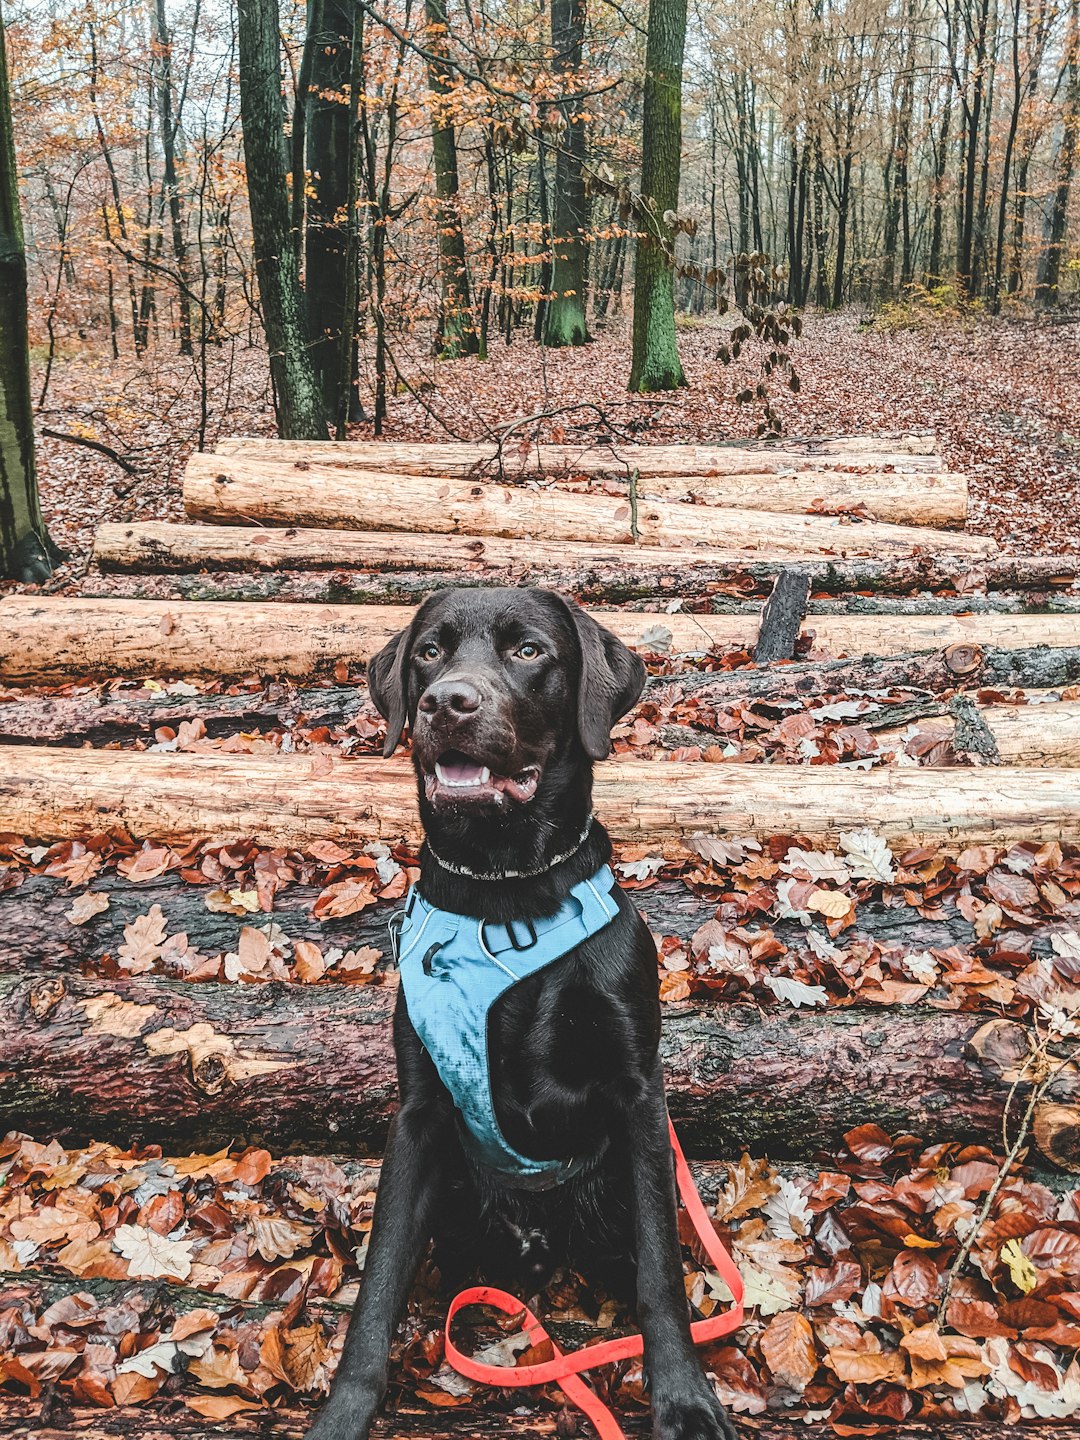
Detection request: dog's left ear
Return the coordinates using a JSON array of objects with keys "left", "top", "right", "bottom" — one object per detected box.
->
[
  {"left": 563, "top": 598, "right": 646, "bottom": 760},
  {"left": 368, "top": 627, "right": 412, "bottom": 757}
]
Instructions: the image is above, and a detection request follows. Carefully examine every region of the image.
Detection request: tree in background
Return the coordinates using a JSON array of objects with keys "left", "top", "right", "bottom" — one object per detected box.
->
[
  {"left": 1036, "top": 0, "right": 1079, "bottom": 304},
  {"left": 628, "top": 0, "right": 688, "bottom": 390},
  {"left": 424, "top": 0, "right": 480, "bottom": 357},
  {"left": 0, "top": 4, "right": 57, "bottom": 582},
  {"left": 303, "top": 0, "right": 364, "bottom": 424},
  {"left": 544, "top": 0, "right": 591, "bottom": 347},
  {"left": 236, "top": 0, "right": 327, "bottom": 439}
]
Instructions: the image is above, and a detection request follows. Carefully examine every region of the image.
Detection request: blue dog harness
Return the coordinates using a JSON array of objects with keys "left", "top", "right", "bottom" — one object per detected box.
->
[{"left": 393, "top": 865, "right": 620, "bottom": 1185}]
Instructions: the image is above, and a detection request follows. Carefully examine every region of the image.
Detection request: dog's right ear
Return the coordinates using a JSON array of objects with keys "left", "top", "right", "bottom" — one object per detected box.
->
[{"left": 368, "top": 628, "right": 412, "bottom": 757}]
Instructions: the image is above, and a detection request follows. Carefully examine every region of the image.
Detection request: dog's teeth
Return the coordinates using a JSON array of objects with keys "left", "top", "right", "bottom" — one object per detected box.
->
[{"left": 479, "top": 767, "right": 491, "bottom": 783}]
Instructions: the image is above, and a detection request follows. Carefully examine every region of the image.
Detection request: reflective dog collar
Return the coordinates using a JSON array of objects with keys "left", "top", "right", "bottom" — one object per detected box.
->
[{"left": 393, "top": 864, "right": 620, "bottom": 1185}]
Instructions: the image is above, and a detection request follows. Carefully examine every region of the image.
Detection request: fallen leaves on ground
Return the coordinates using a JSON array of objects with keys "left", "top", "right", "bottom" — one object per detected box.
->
[{"left": 4, "top": 1123, "right": 1080, "bottom": 1425}]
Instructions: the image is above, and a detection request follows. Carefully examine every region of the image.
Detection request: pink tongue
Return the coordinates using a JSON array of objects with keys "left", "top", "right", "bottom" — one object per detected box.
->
[{"left": 441, "top": 757, "right": 486, "bottom": 783}]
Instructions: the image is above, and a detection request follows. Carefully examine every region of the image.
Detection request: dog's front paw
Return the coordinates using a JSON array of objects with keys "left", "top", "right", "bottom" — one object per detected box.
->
[
  {"left": 302, "top": 1401, "right": 374, "bottom": 1440},
  {"left": 654, "top": 1390, "right": 739, "bottom": 1440}
]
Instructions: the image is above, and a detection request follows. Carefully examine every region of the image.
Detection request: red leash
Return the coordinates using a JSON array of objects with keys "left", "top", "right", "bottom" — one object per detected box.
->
[{"left": 444, "top": 1120, "right": 745, "bottom": 1440}]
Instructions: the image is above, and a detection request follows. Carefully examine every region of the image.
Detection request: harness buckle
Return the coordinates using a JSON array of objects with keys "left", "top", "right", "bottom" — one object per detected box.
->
[
  {"left": 479, "top": 916, "right": 538, "bottom": 956},
  {"left": 387, "top": 910, "right": 404, "bottom": 965}
]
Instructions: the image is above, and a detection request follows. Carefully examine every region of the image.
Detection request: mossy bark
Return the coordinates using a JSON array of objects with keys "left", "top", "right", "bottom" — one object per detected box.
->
[
  {"left": 236, "top": 0, "right": 328, "bottom": 439},
  {"left": 628, "top": 0, "right": 687, "bottom": 392},
  {"left": 0, "top": 11, "right": 57, "bottom": 583},
  {"left": 544, "top": 0, "right": 591, "bottom": 347}
]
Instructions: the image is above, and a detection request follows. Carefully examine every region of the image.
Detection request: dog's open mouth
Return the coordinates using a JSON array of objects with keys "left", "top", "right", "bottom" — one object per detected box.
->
[{"left": 424, "top": 749, "right": 541, "bottom": 806}]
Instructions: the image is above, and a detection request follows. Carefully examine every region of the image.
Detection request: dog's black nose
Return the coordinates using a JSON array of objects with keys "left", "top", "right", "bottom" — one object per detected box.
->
[{"left": 418, "top": 679, "right": 482, "bottom": 717}]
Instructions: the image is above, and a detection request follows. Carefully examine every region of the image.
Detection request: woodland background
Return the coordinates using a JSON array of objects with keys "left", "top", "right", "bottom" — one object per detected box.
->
[{"left": 2, "top": 0, "right": 1080, "bottom": 587}]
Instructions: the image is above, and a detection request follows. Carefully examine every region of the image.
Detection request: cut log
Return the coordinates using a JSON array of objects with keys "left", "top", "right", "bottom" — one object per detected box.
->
[
  {"left": 660, "top": 642, "right": 1080, "bottom": 704},
  {"left": 182, "top": 455, "right": 996, "bottom": 559},
  {"left": 215, "top": 431, "right": 943, "bottom": 474},
  {"left": 3, "top": 968, "right": 1075, "bottom": 1163},
  {"left": 3, "top": 748, "right": 1080, "bottom": 847},
  {"left": 0, "top": 683, "right": 363, "bottom": 746},
  {"left": 190, "top": 459, "right": 970, "bottom": 530},
  {"left": 4, "top": 670, "right": 1077, "bottom": 768},
  {"left": 0, "top": 871, "right": 988, "bottom": 978},
  {"left": 6, "top": 595, "right": 1080, "bottom": 684},
  {"left": 872, "top": 700, "right": 1079, "bottom": 766},
  {"left": 86, "top": 529, "right": 1080, "bottom": 601},
  {"left": 7, "top": 1396, "right": 1074, "bottom": 1440},
  {"left": 753, "top": 571, "right": 811, "bottom": 663},
  {"left": 97, "top": 519, "right": 993, "bottom": 577}
]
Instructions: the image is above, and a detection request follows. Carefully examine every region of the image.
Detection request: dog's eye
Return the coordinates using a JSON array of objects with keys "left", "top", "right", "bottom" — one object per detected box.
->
[
  {"left": 418, "top": 642, "right": 441, "bottom": 662},
  {"left": 516, "top": 642, "right": 541, "bottom": 660}
]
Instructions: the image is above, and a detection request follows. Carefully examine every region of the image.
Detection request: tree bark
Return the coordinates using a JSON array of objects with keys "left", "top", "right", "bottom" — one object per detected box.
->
[
  {"left": 754, "top": 571, "right": 811, "bottom": 662},
  {"left": 0, "top": 11, "right": 57, "bottom": 584},
  {"left": 79, "top": 553, "right": 1080, "bottom": 608},
  {"left": 0, "top": 871, "right": 994, "bottom": 979},
  {"left": 424, "top": 0, "right": 479, "bottom": 357},
  {"left": 664, "top": 638, "right": 1080, "bottom": 703},
  {"left": 304, "top": 0, "right": 361, "bottom": 422},
  {"left": 4, "top": 967, "right": 1078, "bottom": 1166},
  {"left": 628, "top": 0, "right": 687, "bottom": 391},
  {"left": 149, "top": 0, "right": 194, "bottom": 356},
  {"left": 1035, "top": 0, "right": 1080, "bottom": 306},
  {"left": 236, "top": 0, "right": 327, "bottom": 439},
  {"left": 544, "top": 0, "right": 591, "bottom": 347}
]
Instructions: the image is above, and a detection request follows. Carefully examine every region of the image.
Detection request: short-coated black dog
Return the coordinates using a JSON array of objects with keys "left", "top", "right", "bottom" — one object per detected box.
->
[{"left": 306, "top": 586, "right": 738, "bottom": 1440}]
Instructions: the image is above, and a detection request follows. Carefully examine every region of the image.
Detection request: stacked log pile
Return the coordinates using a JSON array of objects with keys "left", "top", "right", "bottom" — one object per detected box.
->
[{"left": 6, "top": 432, "right": 1080, "bottom": 1433}]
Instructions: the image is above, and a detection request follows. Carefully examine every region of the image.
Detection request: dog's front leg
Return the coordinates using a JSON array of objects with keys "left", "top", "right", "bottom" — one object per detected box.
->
[
  {"left": 628, "top": 1063, "right": 739, "bottom": 1440},
  {"left": 306, "top": 1103, "right": 442, "bottom": 1440}
]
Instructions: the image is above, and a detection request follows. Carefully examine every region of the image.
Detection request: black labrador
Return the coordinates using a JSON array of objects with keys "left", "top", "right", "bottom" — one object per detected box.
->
[{"left": 306, "top": 586, "right": 738, "bottom": 1440}]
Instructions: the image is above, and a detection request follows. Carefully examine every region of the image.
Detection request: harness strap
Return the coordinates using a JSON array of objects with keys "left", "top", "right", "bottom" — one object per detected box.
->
[{"left": 443, "top": 1119, "right": 745, "bottom": 1440}]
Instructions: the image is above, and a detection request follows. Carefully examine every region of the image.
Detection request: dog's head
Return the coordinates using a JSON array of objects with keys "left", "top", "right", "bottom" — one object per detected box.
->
[{"left": 368, "top": 587, "right": 645, "bottom": 814}]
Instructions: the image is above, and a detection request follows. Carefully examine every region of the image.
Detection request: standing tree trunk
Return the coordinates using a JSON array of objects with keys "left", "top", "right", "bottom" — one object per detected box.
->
[
  {"left": 1035, "top": 0, "right": 1080, "bottom": 305},
  {"left": 544, "top": 0, "right": 591, "bottom": 346},
  {"left": 424, "top": 0, "right": 480, "bottom": 357},
  {"left": 0, "top": 10, "right": 57, "bottom": 582},
  {"left": 236, "top": 0, "right": 327, "bottom": 439},
  {"left": 628, "top": 0, "right": 687, "bottom": 391},
  {"left": 304, "top": 0, "right": 362, "bottom": 422},
  {"left": 150, "top": 0, "right": 194, "bottom": 356}
]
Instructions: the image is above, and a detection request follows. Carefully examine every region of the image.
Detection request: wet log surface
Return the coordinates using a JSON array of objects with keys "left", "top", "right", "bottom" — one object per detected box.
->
[{"left": 3, "top": 951, "right": 1072, "bottom": 1160}]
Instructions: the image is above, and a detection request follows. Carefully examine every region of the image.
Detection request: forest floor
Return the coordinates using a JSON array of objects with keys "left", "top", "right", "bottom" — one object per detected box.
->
[{"left": 14, "top": 305, "right": 1080, "bottom": 597}]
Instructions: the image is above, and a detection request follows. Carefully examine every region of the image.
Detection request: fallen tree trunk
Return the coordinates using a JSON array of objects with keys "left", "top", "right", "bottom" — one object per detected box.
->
[
  {"left": 184, "top": 460, "right": 970, "bottom": 529},
  {"left": 0, "top": 871, "right": 988, "bottom": 978},
  {"left": 3, "top": 749, "right": 1080, "bottom": 847},
  {"left": 0, "top": 683, "right": 363, "bottom": 746},
  {"left": 82, "top": 541, "right": 1080, "bottom": 607},
  {"left": 181, "top": 455, "right": 995, "bottom": 559},
  {"left": 873, "top": 701, "right": 1080, "bottom": 766},
  {"left": 215, "top": 430, "right": 943, "bottom": 474},
  {"left": 659, "top": 642, "right": 1080, "bottom": 704},
  {"left": 3, "top": 968, "right": 1072, "bottom": 1162},
  {"left": 7, "top": 1396, "right": 1073, "bottom": 1440},
  {"left": 3, "top": 677, "right": 1079, "bottom": 769},
  {"left": 5, "top": 595, "right": 1079, "bottom": 684}
]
